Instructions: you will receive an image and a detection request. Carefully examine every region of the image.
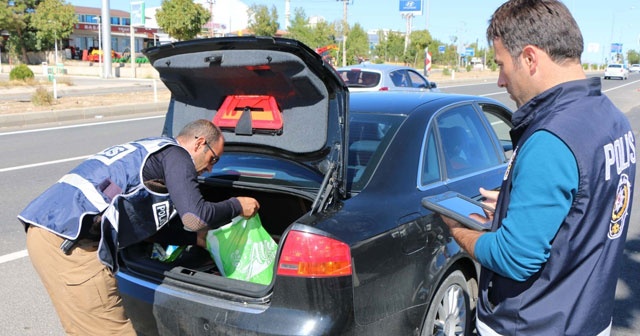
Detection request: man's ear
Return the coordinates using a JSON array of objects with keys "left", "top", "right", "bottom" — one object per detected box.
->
[
  {"left": 521, "top": 45, "right": 538, "bottom": 72},
  {"left": 193, "top": 136, "right": 205, "bottom": 151}
]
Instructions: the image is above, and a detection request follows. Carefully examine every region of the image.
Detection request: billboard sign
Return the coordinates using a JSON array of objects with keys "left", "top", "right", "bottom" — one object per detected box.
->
[
  {"left": 399, "top": 0, "right": 423, "bottom": 16},
  {"left": 610, "top": 43, "right": 623, "bottom": 53},
  {"left": 131, "top": 1, "right": 146, "bottom": 27}
]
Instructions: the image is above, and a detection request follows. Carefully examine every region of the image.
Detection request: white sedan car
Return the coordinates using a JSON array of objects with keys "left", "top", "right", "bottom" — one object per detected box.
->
[
  {"left": 629, "top": 64, "right": 640, "bottom": 73},
  {"left": 604, "top": 63, "right": 629, "bottom": 80},
  {"left": 336, "top": 63, "right": 440, "bottom": 92}
]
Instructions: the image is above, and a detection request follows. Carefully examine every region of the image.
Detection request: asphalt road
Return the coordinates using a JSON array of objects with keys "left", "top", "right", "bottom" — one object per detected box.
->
[
  {"left": 0, "top": 73, "right": 165, "bottom": 101},
  {"left": 0, "top": 74, "right": 639, "bottom": 335}
]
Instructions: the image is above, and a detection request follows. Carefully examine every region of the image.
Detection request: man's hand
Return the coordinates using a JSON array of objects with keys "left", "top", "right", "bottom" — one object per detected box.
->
[
  {"left": 236, "top": 197, "right": 260, "bottom": 218},
  {"left": 440, "top": 186, "right": 498, "bottom": 259},
  {"left": 196, "top": 229, "right": 208, "bottom": 248},
  {"left": 479, "top": 187, "right": 499, "bottom": 209},
  {"left": 470, "top": 187, "right": 498, "bottom": 223}
]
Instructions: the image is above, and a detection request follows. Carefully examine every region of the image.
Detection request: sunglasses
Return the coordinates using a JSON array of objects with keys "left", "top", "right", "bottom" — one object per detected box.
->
[{"left": 196, "top": 136, "right": 220, "bottom": 165}]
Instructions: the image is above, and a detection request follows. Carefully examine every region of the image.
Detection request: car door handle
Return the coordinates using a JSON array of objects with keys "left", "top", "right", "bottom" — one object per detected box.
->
[{"left": 392, "top": 228, "right": 407, "bottom": 238}]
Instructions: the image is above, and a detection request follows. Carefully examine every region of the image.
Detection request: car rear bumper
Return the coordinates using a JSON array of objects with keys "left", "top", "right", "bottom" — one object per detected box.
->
[{"left": 117, "top": 271, "right": 355, "bottom": 335}]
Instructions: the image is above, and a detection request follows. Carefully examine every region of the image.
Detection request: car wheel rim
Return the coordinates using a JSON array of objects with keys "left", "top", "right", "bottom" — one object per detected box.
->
[{"left": 432, "top": 284, "right": 466, "bottom": 336}]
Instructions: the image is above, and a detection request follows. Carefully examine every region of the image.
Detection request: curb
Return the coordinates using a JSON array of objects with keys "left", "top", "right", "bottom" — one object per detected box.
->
[{"left": 0, "top": 101, "right": 168, "bottom": 129}]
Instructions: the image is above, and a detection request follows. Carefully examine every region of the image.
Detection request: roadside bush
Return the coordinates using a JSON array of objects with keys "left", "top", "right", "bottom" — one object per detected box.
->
[
  {"left": 32, "top": 87, "right": 54, "bottom": 106},
  {"left": 442, "top": 68, "right": 451, "bottom": 76},
  {"left": 9, "top": 64, "right": 34, "bottom": 81}
]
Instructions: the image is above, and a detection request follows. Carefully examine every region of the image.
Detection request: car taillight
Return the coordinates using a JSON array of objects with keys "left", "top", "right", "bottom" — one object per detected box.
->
[
  {"left": 379, "top": 87, "right": 389, "bottom": 91},
  {"left": 277, "top": 230, "right": 352, "bottom": 277}
]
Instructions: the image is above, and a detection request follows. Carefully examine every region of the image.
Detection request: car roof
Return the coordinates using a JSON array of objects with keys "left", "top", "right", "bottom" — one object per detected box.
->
[
  {"left": 337, "top": 63, "right": 417, "bottom": 72},
  {"left": 348, "top": 91, "right": 501, "bottom": 116}
]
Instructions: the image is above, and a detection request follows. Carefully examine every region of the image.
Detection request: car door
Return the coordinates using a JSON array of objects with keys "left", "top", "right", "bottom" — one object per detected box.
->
[
  {"left": 434, "top": 102, "right": 511, "bottom": 196},
  {"left": 406, "top": 69, "right": 430, "bottom": 90}
]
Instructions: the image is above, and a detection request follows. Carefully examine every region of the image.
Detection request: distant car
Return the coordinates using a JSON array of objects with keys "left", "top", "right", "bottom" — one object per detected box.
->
[
  {"left": 116, "top": 37, "right": 515, "bottom": 336},
  {"left": 336, "top": 63, "right": 440, "bottom": 92},
  {"left": 629, "top": 64, "right": 640, "bottom": 73},
  {"left": 604, "top": 63, "right": 628, "bottom": 80}
]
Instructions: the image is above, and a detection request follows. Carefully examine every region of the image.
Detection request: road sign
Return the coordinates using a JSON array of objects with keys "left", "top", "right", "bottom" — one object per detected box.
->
[
  {"left": 131, "top": 2, "right": 146, "bottom": 27},
  {"left": 424, "top": 51, "right": 432, "bottom": 74},
  {"left": 465, "top": 48, "right": 475, "bottom": 57},
  {"left": 438, "top": 45, "right": 445, "bottom": 53},
  {"left": 399, "top": 0, "right": 423, "bottom": 16}
]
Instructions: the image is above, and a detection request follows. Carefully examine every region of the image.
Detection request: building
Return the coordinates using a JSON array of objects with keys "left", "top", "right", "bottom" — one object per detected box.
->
[{"left": 68, "top": 6, "right": 159, "bottom": 59}]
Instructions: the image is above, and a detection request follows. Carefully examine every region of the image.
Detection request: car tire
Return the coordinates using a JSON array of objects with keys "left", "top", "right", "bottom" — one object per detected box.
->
[{"left": 420, "top": 270, "right": 474, "bottom": 336}]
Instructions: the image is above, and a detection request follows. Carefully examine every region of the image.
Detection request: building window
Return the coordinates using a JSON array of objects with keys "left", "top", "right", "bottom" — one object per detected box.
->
[{"left": 84, "top": 14, "right": 99, "bottom": 24}]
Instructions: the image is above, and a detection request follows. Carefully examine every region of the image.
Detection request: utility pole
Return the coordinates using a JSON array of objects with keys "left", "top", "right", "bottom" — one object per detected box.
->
[
  {"left": 206, "top": 0, "right": 215, "bottom": 37},
  {"left": 403, "top": 13, "right": 413, "bottom": 54},
  {"left": 101, "top": 0, "right": 112, "bottom": 78},
  {"left": 425, "top": 0, "right": 430, "bottom": 31},
  {"left": 93, "top": 16, "right": 102, "bottom": 78},
  {"left": 285, "top": 0, "right": 291, "bottom": 30},
  {"left": 338, "top": 0, "right": 350, "bottom": 67}
]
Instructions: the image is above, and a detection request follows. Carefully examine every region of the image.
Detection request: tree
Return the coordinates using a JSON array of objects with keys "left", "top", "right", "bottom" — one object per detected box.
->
[
  {"left": 0, "top": 0, "right": 41, "bottom": 63},
  {"left": 406, "top": 29, "right": 433, "bottom": 67},
  {"left": 31, "top": 0, "right": 77, "bottom": 52},
  {"left": 286, "top": 8, "right": 337, "bottom": 51},
  {"left": 379, "top": 31, "right": 405, "bottom": 63},
  {"left": 311, "top": 20, "right": 338, "bottom": 50},
  {"left": 156, "top": 0, "right": 209, "bottom": 41},
  {"left": 286, "top": 8, "right": 313, "bottom": 44},
  {"left": 247, "top": 4, "right": 278, "bottom": 37},
  {"left": 627, "top": 49, "right": 639, "bottom": 65},
  {"left": 345, "top": 23, "right": 368, "bottom": 65}
]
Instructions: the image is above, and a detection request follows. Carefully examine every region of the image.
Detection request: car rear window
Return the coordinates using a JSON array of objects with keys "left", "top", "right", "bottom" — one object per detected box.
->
[
  {"left": 608, "top": 64, "right": 622, "bottom": 68},
  {"left": 337, "top": 70, "right": 381, "bottom": 88},
  {"left": 348, "top": 113, "right": 404, "bottom": 191}
]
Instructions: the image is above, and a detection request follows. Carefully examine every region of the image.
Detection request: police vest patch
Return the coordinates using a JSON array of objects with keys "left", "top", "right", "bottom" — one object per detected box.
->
[
  {"left": 153, "top": 201, "right": 171, "bottom": 230},
  {"left": 609, "top": 173, "right": 631, "bottom": 239}
]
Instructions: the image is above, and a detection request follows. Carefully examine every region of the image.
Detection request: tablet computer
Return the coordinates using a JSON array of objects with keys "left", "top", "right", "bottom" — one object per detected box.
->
[{"left": 421, "top": 191, "right": 494, "bottom": 231}]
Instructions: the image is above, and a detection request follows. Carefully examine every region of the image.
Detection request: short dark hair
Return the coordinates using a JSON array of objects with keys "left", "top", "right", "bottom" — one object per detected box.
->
[
  {"left": 487, "top": 0, "right": 583, "bottom": 65},
  {"left": 177, "top": 119, "right": 222, "bottom": 145}
]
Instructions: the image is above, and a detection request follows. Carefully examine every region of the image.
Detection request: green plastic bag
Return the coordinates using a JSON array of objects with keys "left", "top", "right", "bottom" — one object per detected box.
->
[{"left": 205, "top": 214, "right": 277, "bottom": 285}]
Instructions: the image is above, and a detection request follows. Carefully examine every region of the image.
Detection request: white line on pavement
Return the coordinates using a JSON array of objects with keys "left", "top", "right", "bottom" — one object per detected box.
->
[
  {"left": 0, "top": 155, "right": 90, "bottom": 173},
  {"left": 0, "top": 115, "right": 162, "bottom": 136},
  {"left": 0, "top": 250, "right": 28, "bottom": 264}
]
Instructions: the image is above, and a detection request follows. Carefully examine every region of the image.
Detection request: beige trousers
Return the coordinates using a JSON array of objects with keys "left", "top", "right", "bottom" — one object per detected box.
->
[{"left": 26, "top": 225, "right": 136, "bottom": 335}]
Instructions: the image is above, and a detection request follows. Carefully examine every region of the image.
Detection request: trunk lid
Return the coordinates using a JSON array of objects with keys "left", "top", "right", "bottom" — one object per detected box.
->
[{"left": 144, "top": 36, "right": 349, "bottom": 199}]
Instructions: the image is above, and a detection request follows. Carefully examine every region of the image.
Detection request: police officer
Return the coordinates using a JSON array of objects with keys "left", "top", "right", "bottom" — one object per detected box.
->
[
  {"left": 443, "top": 1, "right": 636, "bottom": 335},
  {"left": 18, "top": 119, "right": 259, "bottom": 335}
]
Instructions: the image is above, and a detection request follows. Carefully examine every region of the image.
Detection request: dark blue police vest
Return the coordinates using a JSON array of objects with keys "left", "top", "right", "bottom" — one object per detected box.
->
[
  {"left": 478, "top": 78, "right": 636, "bottom": 335},
  {"left": 18, "top": 137, "right": 180, "bottom": 270}
]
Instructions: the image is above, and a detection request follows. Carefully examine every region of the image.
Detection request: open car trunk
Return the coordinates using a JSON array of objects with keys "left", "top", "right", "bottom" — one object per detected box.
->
[
  {"left": 119, "top": 181, "right": 313, "bottom": 297},
  {"left": 119, "top": 36, "right": 348, "bottom": 301}
]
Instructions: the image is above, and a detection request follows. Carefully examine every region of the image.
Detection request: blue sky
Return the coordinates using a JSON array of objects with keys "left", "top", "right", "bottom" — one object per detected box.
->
[{"left": 72, "top": 0, "right": 640, "bottom": 63}]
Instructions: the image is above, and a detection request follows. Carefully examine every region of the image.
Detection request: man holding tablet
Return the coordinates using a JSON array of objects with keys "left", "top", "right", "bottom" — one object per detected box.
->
[{"left": 440, "top": 1, "right": 636, "bottom": 335}]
